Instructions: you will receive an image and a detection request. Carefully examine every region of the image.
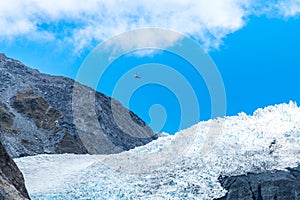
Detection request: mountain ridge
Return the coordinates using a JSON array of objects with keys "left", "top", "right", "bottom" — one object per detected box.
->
[{"left": 0, "top": 53, "right": 157, "bottom": 158}]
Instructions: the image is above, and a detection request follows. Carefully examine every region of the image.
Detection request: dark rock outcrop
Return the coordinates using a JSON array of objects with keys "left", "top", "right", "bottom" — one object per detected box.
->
[
  {"left": 11, "top": 88, "right": 62, "bottom": 130},
  {"left": 217, "top": 166, "right": 300, "bottom": 200},
  {"left": 0, "top": 53, "right": 157, "bottom": 158},
  {"left": 0, "top": 140, "right": 30, "bottom": 199},
  {"left": 0, "top": 102, "right": 15, "bottom": 131}
]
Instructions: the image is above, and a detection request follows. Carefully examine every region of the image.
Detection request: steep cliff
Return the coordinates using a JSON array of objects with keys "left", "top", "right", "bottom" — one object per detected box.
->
[{"left": 0, "top": 140, "right": 30, "bottom": 199}]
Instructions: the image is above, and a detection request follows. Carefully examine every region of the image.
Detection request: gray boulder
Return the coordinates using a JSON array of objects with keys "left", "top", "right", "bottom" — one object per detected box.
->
[{"left": 217, "top": 166, "right": 300, "bottom": 200}]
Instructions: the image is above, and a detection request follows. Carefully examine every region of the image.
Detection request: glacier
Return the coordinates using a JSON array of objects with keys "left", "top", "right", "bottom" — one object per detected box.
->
[{"left": 14, "top": 101, "right": 300, "bottom": 199}]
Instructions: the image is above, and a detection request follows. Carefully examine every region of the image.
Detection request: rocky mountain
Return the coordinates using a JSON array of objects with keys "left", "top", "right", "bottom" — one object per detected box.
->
[
  {"left": 0, "top": 53, "right": 157, "bottom": 158},
  {"left": 0, "top": 140, "right": 30, "bottom": 199},
  {"left": 217, "top": 166, "right": 300, "bottom": 200}
]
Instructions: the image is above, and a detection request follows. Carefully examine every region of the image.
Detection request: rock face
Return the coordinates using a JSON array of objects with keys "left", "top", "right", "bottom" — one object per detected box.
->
[
  {"left": 0, "top": 140, "right": 30, "bottom": 199},
  {"left": 0, "top": 53, "right": 157, "bottom": 158},
  {"left": 217, "top": 166, "right": 300, "bottom": 200}
]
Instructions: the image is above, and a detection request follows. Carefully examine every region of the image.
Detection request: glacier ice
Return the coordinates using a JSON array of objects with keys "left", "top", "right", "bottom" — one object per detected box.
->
[{"left": 14, "top": 101, "right": 300, "bottom": 199}]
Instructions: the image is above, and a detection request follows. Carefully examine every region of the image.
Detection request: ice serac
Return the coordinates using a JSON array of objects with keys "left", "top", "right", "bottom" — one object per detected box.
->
[
  {"left": 0, "top": 53, "right": 157, "bottom": 158},
  {"left": 0, "top": 140, "right": 30, "bottom": 199},
  {"left": 14, "top": 102, "right": 300, "bottom": 199},
  {"left": 216, "top": 166, "right": 300, "bottom": 200}
]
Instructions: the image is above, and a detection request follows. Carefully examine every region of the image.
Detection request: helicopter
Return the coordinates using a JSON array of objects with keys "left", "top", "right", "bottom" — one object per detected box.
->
[{"left": 134, "top": 74, "right": 141, "bottom": 79}]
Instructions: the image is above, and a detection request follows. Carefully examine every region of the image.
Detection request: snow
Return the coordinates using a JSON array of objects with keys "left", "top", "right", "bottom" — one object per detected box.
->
[{"left": 14, "top": 101, "right": 300, "bottom": 199}]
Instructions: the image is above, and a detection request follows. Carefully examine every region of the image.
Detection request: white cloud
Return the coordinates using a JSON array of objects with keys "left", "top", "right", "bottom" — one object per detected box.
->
[
  {"left": 102, "top": 28, "right": 184, "bottom": 57},
  {"left": 0, "top": 0, "right": 299, "bottom": 52},
  {"left": 277, "top": 0, "right": 300, "bottom": 17}
]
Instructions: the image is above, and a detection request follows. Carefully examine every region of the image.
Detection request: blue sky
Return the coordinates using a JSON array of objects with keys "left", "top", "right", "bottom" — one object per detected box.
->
[{"left": 0, "top": 1, "right": 300, "bottom": 134}]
